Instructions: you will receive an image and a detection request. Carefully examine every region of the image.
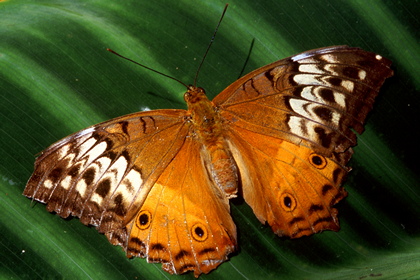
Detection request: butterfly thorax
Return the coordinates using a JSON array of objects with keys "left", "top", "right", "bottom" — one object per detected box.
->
[
  {"left": 184, "top": 85, "right": 238, "bottom": 198},
  {"left": 184, "top": 86, "right": 221, "bottom": 139}
]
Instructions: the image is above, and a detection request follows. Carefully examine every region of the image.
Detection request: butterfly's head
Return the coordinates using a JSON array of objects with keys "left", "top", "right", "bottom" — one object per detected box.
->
[{"left": 184, "top": 85, "right": 209, "bottom": 105}]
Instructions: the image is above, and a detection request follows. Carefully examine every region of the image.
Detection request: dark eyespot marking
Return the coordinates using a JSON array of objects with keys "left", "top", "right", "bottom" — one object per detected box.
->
[
  {"left": 280, "top": 193, "right": 296, "bottom": 211},
  {"left": 309, "top": 153, "right": 327, "bottom": 169},
  {"left": 312, "top": 155, "right": 323, "bottom": 165},
  {"left": 191, "top": 223, "right": 208, "bottom": 242},
  {"left": 139, "top": 214, "right": 149, "bottom": 225},
  {"left": 136, "top": 210, "right": 152, "bottom": 230},
  {"left": 284, "top": 196, "right": 292, "bottom": 207},
  {"left": 195, "top": 227, "right": 204, "bottom": 236}
]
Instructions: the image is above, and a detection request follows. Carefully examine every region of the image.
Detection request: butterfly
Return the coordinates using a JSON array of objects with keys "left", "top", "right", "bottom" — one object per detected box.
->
[{"left": 24, "top": 41, "right": 393, "bottom": 277}]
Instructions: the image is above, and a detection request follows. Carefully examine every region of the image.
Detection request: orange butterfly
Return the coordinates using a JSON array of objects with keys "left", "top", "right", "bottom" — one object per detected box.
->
[{"left": 23, "top": 10, "right": 393, "bottom": 278}]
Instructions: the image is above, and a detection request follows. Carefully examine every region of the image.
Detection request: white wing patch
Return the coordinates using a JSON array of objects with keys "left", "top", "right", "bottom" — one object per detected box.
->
[
  {"left": 293, "top": 74, "right": 322, "bottom": 86},
  {"left": 287, "top": 116, "right": 306, "bottom": 137},
  {"left": 358, "top": 69, "right": 367, "bottom": 80},
  {"left": 44, "top": 179, "right": 54, "bottom": 190},
  {"left": 90, "top": 190, "right": 105, "bottom": 205},
  {"left": 121, "top": 168, "right": 143, "bottom": 192},
  {"left": 292, "top": 99, "right": 340, "bottom": 127},
  {"left": 60, "top": 175, "right": 73, "bottom": 190},
  {"left": 341, "top": 80, "right": 354, "bottom": 92},
  {"left": 319, "top": 54, "right": 339, "bottom": 63},
  {"left": 82, "top": 141, "right": 108, "bottom": 162},
  {"left": 298, "top": 64, "right": 324, "bottom": 74},
  {"left": 76, "top": 179, "right": 88, "bottom": 198}
]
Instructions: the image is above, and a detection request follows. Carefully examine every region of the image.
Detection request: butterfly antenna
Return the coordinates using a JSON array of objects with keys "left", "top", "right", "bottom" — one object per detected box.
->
[
  {"left": 107, "top": 48, "right": 189, "bottom": 88},
  {"left": 193, "top": 4, "right": 229, "bottom": 87}
]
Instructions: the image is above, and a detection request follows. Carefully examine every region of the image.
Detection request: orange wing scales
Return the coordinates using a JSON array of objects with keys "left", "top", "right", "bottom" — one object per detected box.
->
[
  {"left": 24, "top": 46, "right": 393, "bottom": 277},
  {"left": 228, "top": 126, "right": 348, "bottom": 238},
  {"left": 125, "top": 137, "right": 236, "bottom": 276}
]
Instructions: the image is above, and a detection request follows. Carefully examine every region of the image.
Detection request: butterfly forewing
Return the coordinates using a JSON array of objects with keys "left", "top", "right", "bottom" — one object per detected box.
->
[
  {"left": 215, "top": 46, "right": 393, "bottom": 160},
  {"left": 24, "top": 110, "right": 189, "bottom": 232}
]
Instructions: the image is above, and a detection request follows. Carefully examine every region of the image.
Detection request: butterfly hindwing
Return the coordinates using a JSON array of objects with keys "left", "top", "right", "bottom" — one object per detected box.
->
[
  {"left": 227, "top": 125, "right": 348, "bottom": 238},
  {"left": 125, "top": 136, "right": 237, "bottom": 277}
]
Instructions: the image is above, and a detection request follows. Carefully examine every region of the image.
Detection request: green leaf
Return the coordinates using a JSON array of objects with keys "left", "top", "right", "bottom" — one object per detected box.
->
[{"left": 1, "top": 0, "right": 419, "bottom": 279}]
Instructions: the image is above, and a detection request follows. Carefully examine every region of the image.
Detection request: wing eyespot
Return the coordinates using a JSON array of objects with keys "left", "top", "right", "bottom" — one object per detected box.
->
[
  {"left": 136, "top": 210, "right": 152, "bottom": 230},
  {"left": 309, "top": 153, "right": 327, "bottom": 169},
  {"left": 191, "top": 223, "right": 208, "bottom": 242},
  {"left": 280, "top": 193, "right": 297, "bottom": 212}
]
